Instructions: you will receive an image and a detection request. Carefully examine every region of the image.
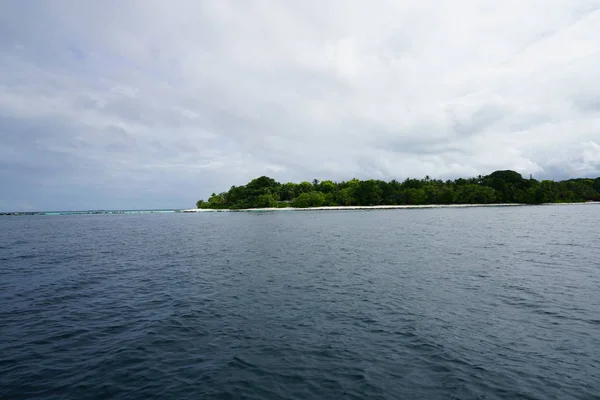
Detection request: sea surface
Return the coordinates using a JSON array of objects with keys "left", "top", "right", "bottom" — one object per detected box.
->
[{"left": 1, "top": 205, "right": 599, "bottom": 399}]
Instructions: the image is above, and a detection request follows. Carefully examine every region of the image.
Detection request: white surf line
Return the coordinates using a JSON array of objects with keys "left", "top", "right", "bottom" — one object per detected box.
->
[{"left": 178, "top": 203, "right": 532, "bottom": 212}]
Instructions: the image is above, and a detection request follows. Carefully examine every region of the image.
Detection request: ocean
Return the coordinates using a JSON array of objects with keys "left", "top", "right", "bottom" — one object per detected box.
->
[{"left": 1, "top": 204, "right": 599, "bottom": 399}]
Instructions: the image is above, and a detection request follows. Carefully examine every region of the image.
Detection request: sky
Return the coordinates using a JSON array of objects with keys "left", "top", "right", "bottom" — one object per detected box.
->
[{"left": 1, "top": 0, "right": 600, "bottom": 211}]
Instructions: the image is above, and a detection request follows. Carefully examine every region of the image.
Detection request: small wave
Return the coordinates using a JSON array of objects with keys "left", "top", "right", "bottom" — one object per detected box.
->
[{"left": 2, "top": 207, "right": 600, "bottom": 399}]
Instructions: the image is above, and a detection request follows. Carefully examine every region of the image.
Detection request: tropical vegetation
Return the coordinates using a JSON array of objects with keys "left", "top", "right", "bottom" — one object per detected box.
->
[{"left": 196, "top": 170, "right": 600, "bottom": 209}]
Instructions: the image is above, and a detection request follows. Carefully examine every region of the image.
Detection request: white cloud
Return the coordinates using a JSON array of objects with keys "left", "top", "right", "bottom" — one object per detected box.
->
[{"left": 1, "top": 0, "right": 600, "bottom": 209}]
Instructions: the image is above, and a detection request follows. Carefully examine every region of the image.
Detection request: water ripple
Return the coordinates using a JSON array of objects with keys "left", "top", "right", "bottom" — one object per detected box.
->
[{"left": 1, "top": 205, "right": 600, "bottom": 399}]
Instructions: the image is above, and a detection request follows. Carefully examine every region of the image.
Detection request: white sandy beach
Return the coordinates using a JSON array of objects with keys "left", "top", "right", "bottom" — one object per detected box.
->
[
  {"left": 180, "top": 203, "right": 522, "bottom": 212},
  {"left": 179, "top": 201, "right": 599, "bottom": 213}
]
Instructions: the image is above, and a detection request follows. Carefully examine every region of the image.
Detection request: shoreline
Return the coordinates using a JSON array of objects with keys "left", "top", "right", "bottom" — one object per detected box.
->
[
  {"left": 180, "top": 201, "right": 600, "bottom": 213},
  {"left": 1, "top": 201, "right": 597, "bottom": 216}
]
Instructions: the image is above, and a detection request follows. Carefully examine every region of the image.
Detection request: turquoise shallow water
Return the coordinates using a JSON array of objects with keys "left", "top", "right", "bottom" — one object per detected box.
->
[
  {"left": 0, "top": 209, "right": 178, "bottom": 216},
  {"left": 1, "top": 205, "right": 599, "bottom": 399}
]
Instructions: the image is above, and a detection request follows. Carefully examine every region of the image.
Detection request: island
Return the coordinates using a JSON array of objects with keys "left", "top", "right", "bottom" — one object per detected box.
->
[{"left": 195, "top": 170, "right": 600, "bottom": 210}]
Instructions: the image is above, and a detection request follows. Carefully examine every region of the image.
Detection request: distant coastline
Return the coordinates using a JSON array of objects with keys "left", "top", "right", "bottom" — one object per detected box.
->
[
  {"left": 2, "top": 201, "right": 598, "bottom": 216},
  {"left": 0, "top": 209, "right": 178, "bottom": 216},
  {"left": 181, "top": 202, "right": 599, "bottom": 213},
  {"left": 3, "top": 170, "right": 599, "bottom": 216},
  {"left": 195, "top": 170, "right": 600, "bottom": 210}
]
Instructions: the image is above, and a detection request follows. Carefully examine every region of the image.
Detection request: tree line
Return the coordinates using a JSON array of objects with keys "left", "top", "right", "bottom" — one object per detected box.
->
[{"left": 196, "top": 170, "right": 600, "bottom": 209}]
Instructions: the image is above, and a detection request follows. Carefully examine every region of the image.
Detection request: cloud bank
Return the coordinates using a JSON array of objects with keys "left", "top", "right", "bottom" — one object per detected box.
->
[{"left": 1, "top": 0, "right": 600, "bottom": 210}]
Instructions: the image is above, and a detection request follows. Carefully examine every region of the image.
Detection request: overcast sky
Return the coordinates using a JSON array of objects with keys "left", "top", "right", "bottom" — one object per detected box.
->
[{"left": 1, "top": 1, "right": 600, "bottom": 211}]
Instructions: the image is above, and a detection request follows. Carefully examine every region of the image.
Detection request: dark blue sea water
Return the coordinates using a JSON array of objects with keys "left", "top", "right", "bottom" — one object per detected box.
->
[{"left": 1, "top": 205, "right": 600, "bottom": 399}]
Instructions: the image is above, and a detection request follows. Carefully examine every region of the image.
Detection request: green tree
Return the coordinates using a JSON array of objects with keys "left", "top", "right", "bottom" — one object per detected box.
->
[
  {"left": 297, "top": 181, "right": 314, "bottom": 195},
  {"left": 405, "top": 188, "right": 426, "bottom": 204},
  {"left": 403, "top": 178, "right": 423, "bottom": 189},
  {"left": 194, "top": 170, "right": 600, "bottom": 209},
  {"left": 255, "top": 193, "right": 279, "bottom": 208},
  {"left": 354, "top": 180, "right": 383, "bottom": 205},
  {"left": 225, "top": 185, "right": 247, "bottom": 206},
  {"left": 533, "top": 180, "right": 557, "bottom": 203},
  {"left": 207, "top": 193, "right": 227, "bottom": 209},
  {"left": 292, "top": 191, "right": 326, "bottom": 208},
  {"left": 279, "top": 183, "right": 297, "bottom": 201},
  {"left": 318, "top": 180, "right": 337, "bottom": 194},
  {"left": 455, "top": 185, "right": 498, "bottom": 204},
  {"left": 593, "top": 178, "right": 600, "bottom": 192},
  {"left": 438, "top": 186, "right": 457, "bottom": 204},
  {"left": 333, "top": 187, "right": 356, "bottom": 206},
  {"left": 246, "top": 176, "right": 279, "bottom": 196}
]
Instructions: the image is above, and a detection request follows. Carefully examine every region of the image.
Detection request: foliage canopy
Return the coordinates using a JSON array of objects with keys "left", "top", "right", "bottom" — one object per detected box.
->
[{"left": 196, "top": 171, "right": 600, "bottom": 209}]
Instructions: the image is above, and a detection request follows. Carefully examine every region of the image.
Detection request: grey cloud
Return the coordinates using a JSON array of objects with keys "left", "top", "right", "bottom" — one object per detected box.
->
[
  {"left": 573, "top": 95, "right": 600, "bottom": 113},
  {"left": 449, "top": 104, "right": 510, "bottom": 137},
  {"left": 1, "top": 0, "right": 600, "bottom": 211}
]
